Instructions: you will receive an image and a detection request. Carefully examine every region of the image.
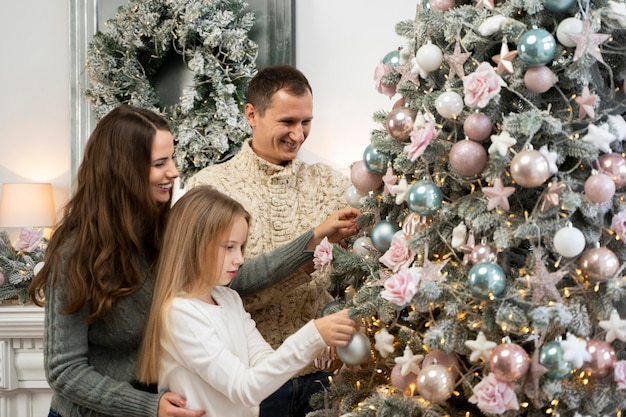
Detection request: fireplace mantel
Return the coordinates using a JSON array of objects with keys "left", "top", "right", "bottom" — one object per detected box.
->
[{"left": 0, "top": 303, "right": 52, "bottom": 417}]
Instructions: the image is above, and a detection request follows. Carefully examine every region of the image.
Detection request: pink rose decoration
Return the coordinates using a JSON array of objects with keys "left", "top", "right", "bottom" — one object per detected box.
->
[
  {"left": 611, "top": 210, "right": 626, "bottom": 241},
  {"left": 615, "top": 360, "right": 626, "bottom": 389},
  {"left": 379, "top": 234, "right": 416, "bottom": 272},
  {"left": 404, "top": 122, "right": 439, "bottom": 161},
  {"left": 374, "top": 61, "right": 397, "bottom": 98},
  {"left": 463, "top": 62, "right": 504, "bottom": 108},
  {"left": 14, "top": 227, "right": 44, "bottom": 252},
  {"left": 313, "top": 237, "right": 333, "bottom": 272},
  {"left": 380, "top": 267, "right": 421, "bottom": 306},
  {"left": 468, "top": 373, "right": 519, "bottom": 414}
]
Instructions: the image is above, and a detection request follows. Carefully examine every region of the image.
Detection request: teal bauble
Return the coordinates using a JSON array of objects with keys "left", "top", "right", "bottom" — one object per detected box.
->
[
  {"left": 544, "top": 0, "right": 576, "bottom": 13},
  {"left": 370, "top": 220, "right": 400, "bottom": 253},
  {"left": 407, "top": 180, "right": 443, "bottom": 216},
  {"left": 468, "top": 262, "right": 506, "bottom": 300},
  {"left": 517, "top": 29, "right": 556, "bottom": 66},
  {"left": 363, "top": 144, "right": 388, "bottom": 175},
  {"left": 382, "top": 50, "right": 401, "bottom": 67},
  {"left": 539, "top": 341, "right": 573, "bottom": 380}
]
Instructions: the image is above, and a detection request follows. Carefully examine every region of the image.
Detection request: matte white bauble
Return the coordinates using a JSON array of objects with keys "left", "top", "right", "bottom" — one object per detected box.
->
[
  {"left": 435, "top": 91, "right": 464, "bottom": 119},
  {"left": 415, "top": 43, "right": 443, "bottom": 72},
  {"left": 556, "top": 17, "right": 583, "bottom": 47},
  {"left": 553, "top": 226, "right": 586, "bottom": 258}
]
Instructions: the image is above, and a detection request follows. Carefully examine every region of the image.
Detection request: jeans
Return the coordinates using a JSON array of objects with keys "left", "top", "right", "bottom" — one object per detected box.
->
[
  {"left": 48, "top": 409, "right": 61, "bottom": 417},
  {"left": 259, "top": 371, "right": 332, "bottom": 417}
]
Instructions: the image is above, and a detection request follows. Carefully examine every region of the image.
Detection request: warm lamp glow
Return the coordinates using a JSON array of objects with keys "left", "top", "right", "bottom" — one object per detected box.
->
[{"left": 0, "top": 183, "right": 56, "bottom": 227}]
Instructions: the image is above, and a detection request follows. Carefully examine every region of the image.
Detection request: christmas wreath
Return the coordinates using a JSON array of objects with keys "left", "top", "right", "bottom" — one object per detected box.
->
[{"left": 85, "top": 0, "right": 259, "bottom": 182}]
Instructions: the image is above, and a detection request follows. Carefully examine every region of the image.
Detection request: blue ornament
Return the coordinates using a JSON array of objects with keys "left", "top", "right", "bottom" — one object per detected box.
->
[
  {"left": 382, "top": 50, "right": 401, "bottom": 67},
  {"left": 370, "top": 220, "right": 400, "bottom": 253},
  {"left": 543, "top": 0, "right": 576, "bottom": 13},
  {"left": 363, "top": 144, "right": 388, "bottom": 175},
  {"left": 407, "top": 180, "right": 443, "bottom": 216},
  {"left": 539, "top": 341, "right": 573, "bottom": 379},
  {"left": 517, "top": 29, "right": 556, "bottom": 66},
  {"left": 468, "top": 262, "right": 506, "bottom": 300}
]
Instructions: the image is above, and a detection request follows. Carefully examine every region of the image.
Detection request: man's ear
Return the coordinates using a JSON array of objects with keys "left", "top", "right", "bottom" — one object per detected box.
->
[{"left": 245, "top": 103, "right": 256, "bottom": 127}]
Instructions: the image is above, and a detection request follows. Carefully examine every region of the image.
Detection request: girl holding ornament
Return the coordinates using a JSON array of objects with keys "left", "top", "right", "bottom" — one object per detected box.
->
[{"left": 136, "top": 186, "right": 356, "bottom": 417}]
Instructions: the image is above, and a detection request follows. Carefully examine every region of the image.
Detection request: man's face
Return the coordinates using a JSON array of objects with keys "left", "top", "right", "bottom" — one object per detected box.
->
[{"left": 246, "top": 88, "right": 313, "bottom": 165}]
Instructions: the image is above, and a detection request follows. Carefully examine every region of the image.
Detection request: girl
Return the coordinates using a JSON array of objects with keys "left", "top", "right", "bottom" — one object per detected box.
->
[{"left": 136, "top": 186, "right": 356, "bottom": 416}]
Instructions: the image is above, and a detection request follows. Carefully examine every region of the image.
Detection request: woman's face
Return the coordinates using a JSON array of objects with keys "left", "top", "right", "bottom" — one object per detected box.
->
[{"left": 149, "top": 129, "right": 179, "bottom": 204}]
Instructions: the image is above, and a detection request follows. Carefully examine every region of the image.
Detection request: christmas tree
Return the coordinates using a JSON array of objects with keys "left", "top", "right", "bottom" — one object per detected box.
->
[{"left": 311, "top": 1, "right": 626, "bottom": 416}]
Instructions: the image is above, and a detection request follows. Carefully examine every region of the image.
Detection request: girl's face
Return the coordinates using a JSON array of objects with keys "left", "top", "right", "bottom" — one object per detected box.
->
[
  {"left": 149, "top": 129, "right": 179, "bottom": 204},
  {"left": 217, "top": 216, "right": 248, "bottom": 286}
]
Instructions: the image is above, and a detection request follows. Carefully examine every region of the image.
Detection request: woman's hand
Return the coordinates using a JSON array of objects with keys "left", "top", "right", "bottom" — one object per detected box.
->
[{"left": 158, "top": 392, "right": 206, "bottom": 417}]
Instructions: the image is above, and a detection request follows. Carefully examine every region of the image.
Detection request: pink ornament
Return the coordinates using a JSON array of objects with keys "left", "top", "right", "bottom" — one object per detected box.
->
[
  {"left": 428, "top": 0, "right": 455, "bottom": 11},
  {"left": 596, "top": 153, "right": 626, "bottom": 190},
  {"left": 584, "top": 173, "right": 616, "bottom": 203},
  {"left": 392, "top": 98, "right": 406, "bottom": 109},
  {"left": 582, "top": 340, "right": 616, "bottom": 378},
  {"left": 386, "top": 107, "right": 418, "bottom": 142},
  {"left": 350, "top": 160, "right": 383, "bottom": 194},
  {"left": 416, "top": 364, "right": 455, "bottom": 403},
  {"left": 402, "top": 212, "right": 427, "bottom": 238},
  {"left": 390, "top": 363, "right": 418, "bottom": 392},
  {"left": 523, "top": 66, "right": 555, "bottom": 93},
  {"left": 510, "top": 150, "right": 550, "bottom": 188},
  {"left": 489, "top": 343, "right": 530, "bottom": 383},
  {"left": 449, "top": 140, "right": 487, "bottom": 177},
  {"left": 579, "top": 247, "right": 620, "bottom": 282},
  {"left": 470, "top": 243, "right": 497, "bottom": 264},
  {"left": 464, "top": 112, "right": 492, "bottom": 142},
  {"left": 423, "top": 350, "right": 460, "bottom": 380}
]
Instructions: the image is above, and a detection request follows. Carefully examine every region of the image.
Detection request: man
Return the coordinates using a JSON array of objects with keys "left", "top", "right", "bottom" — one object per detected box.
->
[{"left": 187, "top": 64, "right": 353, "bottom": 416}]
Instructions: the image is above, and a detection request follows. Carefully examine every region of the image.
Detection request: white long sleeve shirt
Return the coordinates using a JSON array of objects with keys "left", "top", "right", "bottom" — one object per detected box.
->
[{"left": 158, "top": 286, "right": 327, "bottom": 417}]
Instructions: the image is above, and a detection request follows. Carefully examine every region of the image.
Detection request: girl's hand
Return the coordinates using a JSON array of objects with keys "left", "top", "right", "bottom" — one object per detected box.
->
[
  {"left": 314, "top": 309, "right": 356, "bottom": 347},
  {"left": 158, "top": 392, "right": 206, "bottom": 417}
]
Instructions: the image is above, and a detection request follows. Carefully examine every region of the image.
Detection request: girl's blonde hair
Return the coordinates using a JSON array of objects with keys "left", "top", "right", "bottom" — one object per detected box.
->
[{"left": 136, "top": 185, "right": 250, "bottom": 383}]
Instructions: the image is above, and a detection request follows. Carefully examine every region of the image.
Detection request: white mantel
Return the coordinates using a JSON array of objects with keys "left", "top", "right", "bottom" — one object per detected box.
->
[{"left": 0, "top": 303, "right": 52, "bottom": 417}]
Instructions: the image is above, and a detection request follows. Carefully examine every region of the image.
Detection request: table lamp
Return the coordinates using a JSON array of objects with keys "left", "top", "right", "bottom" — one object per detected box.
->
[{"left": 0, "top": 183, "right": 56, "bottom": 229}]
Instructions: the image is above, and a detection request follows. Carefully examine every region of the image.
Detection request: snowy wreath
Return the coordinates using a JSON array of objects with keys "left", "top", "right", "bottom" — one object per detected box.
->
[{"left": 85, "top": 0, "right": 259, "bottom": 182}]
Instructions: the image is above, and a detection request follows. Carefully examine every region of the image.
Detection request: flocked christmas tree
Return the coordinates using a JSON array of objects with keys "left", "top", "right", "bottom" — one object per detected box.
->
[{"left": 309, "top": 1, "right": 626, "bottom": 416}]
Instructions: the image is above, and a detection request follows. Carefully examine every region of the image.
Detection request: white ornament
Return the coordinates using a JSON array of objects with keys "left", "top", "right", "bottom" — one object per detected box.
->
[
  {"left": 391, "top": 177, "right": 409, "bottom": 205},
  {"left": 435, "top": 91, "right": 464, "bottom": 119},
  {"left": 560, "top": 333, "right": 590, "bottom": 368},
  {"left": 582, "top": 123, "right": 616, "bottom": 153},
  {"left": 556, "top": 17, "right": 583, "bottom": 47},
  {"left": 598, "top": 309, "right": 626, "bottom": 343},
  {"left": 415, "top": 42, "right": 443, "bottom": 73},
  {"left": 553, "top": 226, "right": 586, "bottom": 258},
  {"left": 478, "top": 15, "right": 508, "bottom": 36},
  {"left": 539, "top": 145, "right": 558, "bottom": 174},
  {"left": 451, "top": 223, "right": 468, "bottom": 249},
  {"left": 374, "top": 327, "right": 395, "bottom": 358},
  {"left": 488, "top": 131, "right": 517, "bottom": 157},
  {"left": 607, "top": 1, "right": 626, "bottom": 28},
  {"left": 394, "top": 346, "right": 424, "bottom": 376},
  {"left": 607, "top": 114, "right": 626, "bottom": 141},
  {"left": 400, "top": 40, "right": 415, "bottom": 64},
  {"left": 465, "top": 331, "right": 497, "bottom": 363}
]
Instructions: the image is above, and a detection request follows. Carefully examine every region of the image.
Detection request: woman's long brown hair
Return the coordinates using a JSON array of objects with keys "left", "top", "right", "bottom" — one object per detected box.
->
[{"left": 28, "top": 105, "right": 173, "bottom": 323}]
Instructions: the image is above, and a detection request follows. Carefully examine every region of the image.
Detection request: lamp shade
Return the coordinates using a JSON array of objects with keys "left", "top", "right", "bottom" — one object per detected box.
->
[{"left": 0, "top": 183, "right": 56, "bottom": 227}]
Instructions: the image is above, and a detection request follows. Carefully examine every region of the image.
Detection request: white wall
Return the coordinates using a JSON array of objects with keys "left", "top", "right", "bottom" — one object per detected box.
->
[{"left": 0, "top": 1, "right": 416, "bottom": 213}]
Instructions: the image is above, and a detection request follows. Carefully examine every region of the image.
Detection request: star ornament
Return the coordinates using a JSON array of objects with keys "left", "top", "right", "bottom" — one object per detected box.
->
[
  {"left": 382, "top": 166, "right": 397, "bottom": 196},
  {"left": 582, "top": 123, "right": 617, "bottom": 153},
  {"left": 394, "top": 346, "right": 424, "bottom": 376},
  {"left": 560, "top": 333, "right": 590, "bottom": 368},
  {"left": 374, "top": 327, "right": 396, "bottom": 358},
  {"left": 391, "top": 177, "right": 409, "bottom": 204},
  {"left": 517, "top": 252, "right": 567, "bottom": 304},
  {"left": 492, "top": 42, "right": 518, "bottom": 75},
  {"left": 482, "top": 177, "right": 515, "bottom": 211},
  {"left": 575, "top": 85, "right": 598, "bottom": 119},
  {"left": 539, "top": 181, "right": 566, "bottom": 213},
  {"left": 488, "top": 131, "right": 517, "bottom": 157},
  {"left": 599, "top": 309, "right": 626, "bottom": 343},
  {"left": 444, "top": 42, "right": 472, "bottom": 79},
  {"left": 566, "top": 21, "right": 610, "bottom": 64},
  {"left": 419, "top": 257, "right": 450, "bottom": 283},
  {"left": 465, "top": 331, "right": 497, "bottom": 363}
]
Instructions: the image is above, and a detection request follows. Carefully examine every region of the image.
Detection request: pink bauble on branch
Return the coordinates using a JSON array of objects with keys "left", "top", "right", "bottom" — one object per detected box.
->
[
  {"left": 449, "top": 140, "right": 488, "bottom": 177},
  {"left": 386, "top": 107, "right": 418, "bottom": 142},
  {"left": 582, "top": 340, "right": 616, "bottom": 378},
  {"left": 596, "top": 153, "right": 626, "bottom": 189},
  {"left": 524, "top": 66, "right": 555, "bottom": 93},
  {"left": 489, "top": 343, "right": 530, "bottom": 382},
  {"left": 350, "top": 160, "right": 383, "bottom": 194},
  {"left": 463, "top": 112, "right": 492, "bottom": 142},
  {"left": 584, "top": 172, "right": 616, "bottom": 203},
  {"left": 579, "top": 247, "right": 620, "bottom": 282},
  {"left": 510, "top": 149, "right": 551, "bottom": 188}
]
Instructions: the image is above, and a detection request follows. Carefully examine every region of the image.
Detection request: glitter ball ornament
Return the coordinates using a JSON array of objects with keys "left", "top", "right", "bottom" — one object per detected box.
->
[
  {"left": 351, "top": 160, "right": 383, "bottom": 194},
  {"left": 345, "top": 185, "right": 366, "bottom": 208},
  {"left": 352, "top": 236, "right": 374, "bottom": 257},
  {"left": 407, "top": 180, "right": 443, "bottom": 216},
  {"left": 584, "top": 172, "right": 616, "bottom": 203},
  {"left": 597, "top": 153, "right": 626, "bottom": 189},
  {"left": 363, "top": 144, "right": 389, "bottom": 175},
  {"left": 539, "top": 341, "right": 573, "bottom": 380},
  {"left": 336, "top": 331, "right": 371, "bottom": 366},
  {"left": 435, "top": 91, "right": 464, "bottom": 119},
  {"left": 386, "top": 107, "right": 418, "bottom": 142},
  {"left": 517, "top": 28, "right": 556, "bottom": 66},
  {"left": 489, "top": 343, "right": 530, "bottom": 382},
  {"left": 422, "top": 350, "right": 460, "bottom": 380},
  {"left": 370, "top": 220, "right": 400, "bottom": 253},
  {"left": 463, "top": 112, "right": 492, "bottom": 142},
  {"left": 426, "top": 0, "right": 455, "bottom": 11},
  {"left": 415, "top": 43, "right": 443, "bottom": 72},
  {"left": 510, "top": 149, "right": 550, "bottom": 188},
  {"left": 582, "top": 340, "right": 616, "bottom": 378},
  {"left": 468, "top": 262, "right": 506, "bottom": 299},
  {"left": 524, "top": 66, "right": 555, "bottom": 93},
  {"left": 416, "top": 364, "right": 454, "bottom": 403},
  {"left": 449, "top": 140, "right": 487, "bottom": 177},
  {"left": 579, "top": 247, "right": 620, "bottom": 282},
  {"left": 556, "top": 17, "right": 583, "bottom": 47},
  {"left": 390, "top": 363, "right": 418, "bottom": 392},
  {"left": 553, "top": 226, "right": 586, "bottom": 258},
  {"left": 544, "top": 0, "right": 576, "bottom": 13}
]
